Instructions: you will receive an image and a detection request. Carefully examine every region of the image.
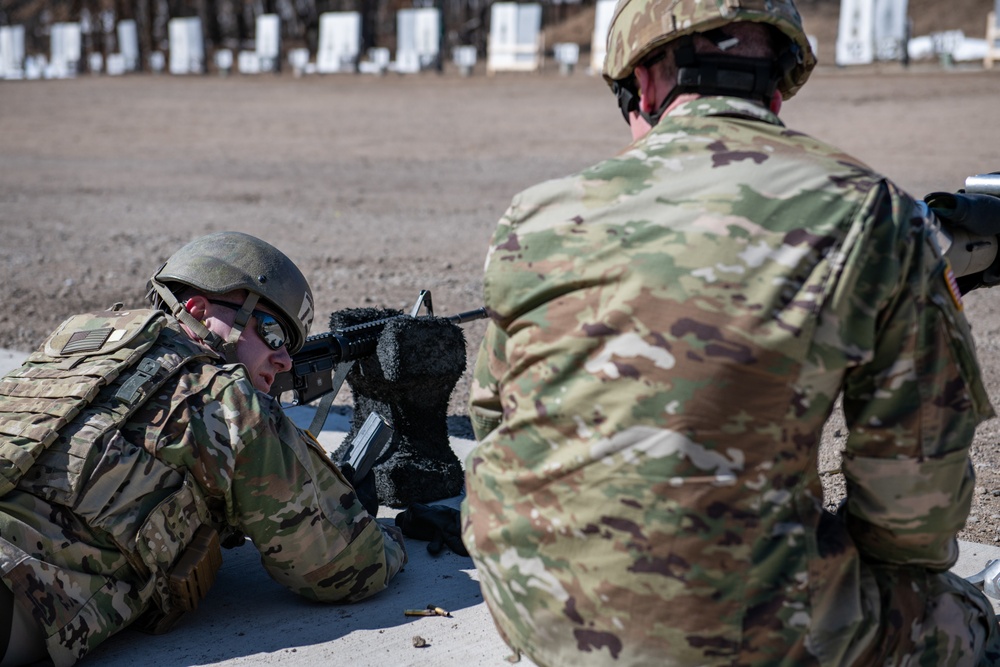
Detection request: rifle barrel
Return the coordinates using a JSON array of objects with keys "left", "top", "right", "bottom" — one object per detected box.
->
[
  {"left": 272, "top": 303, "right": 488, "bottom": 404},
  {"left": 446, "top": 307, "right": 488, "bottom": 324}
]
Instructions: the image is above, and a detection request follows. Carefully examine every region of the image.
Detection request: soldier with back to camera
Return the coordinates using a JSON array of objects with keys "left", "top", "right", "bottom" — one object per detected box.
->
[
  {"left": 0, "top": 231, "right": 406, "bottom": 667},
  {"left": 462, "top": 0, "right": 1000, "bottom": 664}
]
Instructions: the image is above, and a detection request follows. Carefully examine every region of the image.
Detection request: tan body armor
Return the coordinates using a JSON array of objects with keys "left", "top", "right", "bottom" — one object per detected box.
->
[{"left": 0, "top": 308, "right": 220, "bottom": 631}]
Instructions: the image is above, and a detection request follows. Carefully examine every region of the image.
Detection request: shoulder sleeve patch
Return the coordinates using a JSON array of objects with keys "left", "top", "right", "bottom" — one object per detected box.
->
[{"left": 944, "top": 261, "right": 963, "bottom": 311}]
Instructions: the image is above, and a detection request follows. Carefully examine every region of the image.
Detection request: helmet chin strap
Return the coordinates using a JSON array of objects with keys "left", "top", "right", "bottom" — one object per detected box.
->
[
  {"left": 638, "top": 31, "right": 799, "bottom": 127},
  {"left": 147, "top": 276, "right": 257, "bottom": 364},
  {"left": 221, "top": 292, "right": 259, "bottom": 364}
]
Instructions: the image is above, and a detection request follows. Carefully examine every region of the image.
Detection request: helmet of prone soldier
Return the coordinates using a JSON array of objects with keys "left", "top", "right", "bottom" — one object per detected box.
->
[
  {"left": 602, "top": 0, "right": 817, "bottom": 103},
  {"left": 148, "top": 231, "right": 314, "bottom": 355}
]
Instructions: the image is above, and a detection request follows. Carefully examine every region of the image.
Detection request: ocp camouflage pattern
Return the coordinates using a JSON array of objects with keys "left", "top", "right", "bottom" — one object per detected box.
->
[
  {"left": 462, "top": 96, "right": 1000, "bottom": 666},
  {"left": 0, "top": 316, "right": 406, "bottom": 666}
]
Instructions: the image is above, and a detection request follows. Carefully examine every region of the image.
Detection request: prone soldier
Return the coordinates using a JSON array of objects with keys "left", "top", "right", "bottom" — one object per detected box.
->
[{"left": 0, "top": 231, "right": 407, "bottom": 666}]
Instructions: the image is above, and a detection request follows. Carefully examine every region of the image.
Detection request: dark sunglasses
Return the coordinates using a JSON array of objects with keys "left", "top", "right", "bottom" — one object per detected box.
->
[
  {"left": 205, "top": 299, "right": 288, "bottom": 351},
  {"left": 612, "top": 79, "right": 639, "bottom": 124}
]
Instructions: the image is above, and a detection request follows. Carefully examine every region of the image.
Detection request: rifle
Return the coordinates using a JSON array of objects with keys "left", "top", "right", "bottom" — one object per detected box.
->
[{"left": 269, "top": 290, "right": 487, "bottom": 433}]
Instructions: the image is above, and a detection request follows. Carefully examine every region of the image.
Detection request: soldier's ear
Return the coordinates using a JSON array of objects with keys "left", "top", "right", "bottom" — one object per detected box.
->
[
  {"left": 634, "top": 64, "right": 659, "bottom": 114},
  {"left": 185, "top": 295, "right": 210, "bottom": 322}
]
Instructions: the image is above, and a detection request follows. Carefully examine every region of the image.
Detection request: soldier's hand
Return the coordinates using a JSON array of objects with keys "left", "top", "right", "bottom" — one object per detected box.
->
[{"left": 925, "top": 191, "right": 1000, "bottom": 291}]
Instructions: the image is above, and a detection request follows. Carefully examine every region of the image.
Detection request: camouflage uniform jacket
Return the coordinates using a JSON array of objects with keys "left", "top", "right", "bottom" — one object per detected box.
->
[
  {"left": 463, "top": 97, "right": 996, "bottom": 666},
  {"left": 0, "top": 313, "right": 406, "bottom": 667}
]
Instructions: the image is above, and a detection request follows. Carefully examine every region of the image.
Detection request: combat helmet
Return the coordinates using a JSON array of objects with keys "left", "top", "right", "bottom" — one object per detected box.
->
[
  {"left": 603, "top": 0, "right": 817, "bottom": 121},
  {"left": 147, "top": 231, "right": 314, "bottom": 360}
]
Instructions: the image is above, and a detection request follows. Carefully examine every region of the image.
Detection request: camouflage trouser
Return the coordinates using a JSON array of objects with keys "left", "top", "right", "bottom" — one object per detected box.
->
[
  {"left": 847, "top": 565, "right": 1000, "bottom": 667},
  {"left": 476, "top": 563, "right": 1000, "bottom": 667}
]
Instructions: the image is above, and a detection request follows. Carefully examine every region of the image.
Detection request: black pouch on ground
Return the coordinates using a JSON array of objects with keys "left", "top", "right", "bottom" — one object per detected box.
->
[{"left": 395, "top": 503, "right": 469, "bottom": 557}]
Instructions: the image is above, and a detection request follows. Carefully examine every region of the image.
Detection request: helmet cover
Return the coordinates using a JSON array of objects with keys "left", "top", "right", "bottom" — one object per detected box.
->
[
  {"left": 602, "top": 0, "right": 816, "bottom": 99},
  {"left": 150, "top": 231, "right": 314, "bottom": 354}
]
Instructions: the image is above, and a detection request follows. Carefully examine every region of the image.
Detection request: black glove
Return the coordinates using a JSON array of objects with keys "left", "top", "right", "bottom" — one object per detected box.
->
[
  {"left": 341, "top": 463, "right": 379, "bottom": 518},
  {"left": 925, "top": 191, "right": 1000, "bottom": 237},
  {"left": 925, "top": 191, "right": 1000, "bottom": 292},
  {"left": 395, "top": 503, "right": 469, "bottom": 557}
]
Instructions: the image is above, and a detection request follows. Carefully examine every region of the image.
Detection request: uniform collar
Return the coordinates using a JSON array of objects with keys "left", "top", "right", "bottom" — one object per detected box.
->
[{"left": 662, "top": 95, "right": 784, "bottom": 127}]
